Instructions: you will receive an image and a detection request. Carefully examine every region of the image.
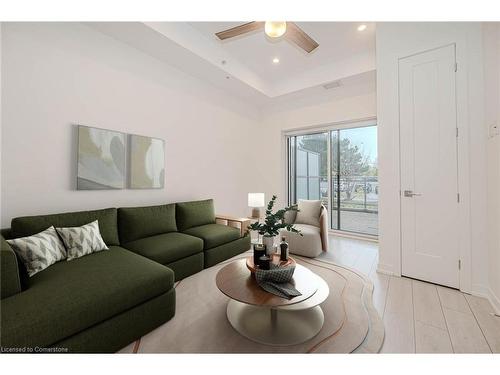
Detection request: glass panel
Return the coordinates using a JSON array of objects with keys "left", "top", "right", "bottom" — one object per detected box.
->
[
  {"left": 288, "top": 137, "right": 296, "bottom": 205},
  {"left": 296, "top": 177, "right": 308, "bottom": 200},
  {"left": 308, "top": 153, "right": 320, "bottom": 176},
  {"left": 308, "top": 177, "right": 320, "bottom": 200},
  {"left": 296, "top": 133, "right": 328, "bottom": 207},
  {"left": 296, "top": 149, "right": 308, "bottom": 176},
  {"left": 338, "top": 126, "right": 378, "bottom": 235},
  {"left": 331, "top": 130, "right": 339, "bottom": 230}
]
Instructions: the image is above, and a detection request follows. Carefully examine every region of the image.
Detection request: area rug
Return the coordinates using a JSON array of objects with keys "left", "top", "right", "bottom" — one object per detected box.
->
[{"left": 118, "top": 251, "right": 384, "bottom": 353}]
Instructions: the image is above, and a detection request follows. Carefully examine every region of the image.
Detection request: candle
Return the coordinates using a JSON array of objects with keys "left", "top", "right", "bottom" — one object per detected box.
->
[
  {"left": 259, "top": 255, "right": 271, "bottom": 270},
  {"left": 253, "top": 244, "right": 266, "bottom": 265}
]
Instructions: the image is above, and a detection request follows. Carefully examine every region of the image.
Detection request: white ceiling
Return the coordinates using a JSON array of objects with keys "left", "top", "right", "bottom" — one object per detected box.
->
[
  {"left": 189, "top": 22, "right": 376, "bottom": 85},
  {"left": 88, "top": 22, "right": 376, "bottom": 106}
]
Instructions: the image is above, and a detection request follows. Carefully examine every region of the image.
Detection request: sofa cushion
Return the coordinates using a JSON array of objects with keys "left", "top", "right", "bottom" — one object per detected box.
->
[
  {"left": 51, "top": 289, "right": 176, "bottom": 353},
  {"left": 0, "top": 246, "right": 174, "bottom": 349},
  {"left": 204, "top": 235, "right": 251, "bottom": 268},
  {"left": 118, "top": 204, "right": 177, "bottom": 244},
  {"left": 176, "top": 199, "right": 215, "bottom": 231},
  {"left": 183, "top": 224, "right": 240, "bottom": 249},
  {"left": 11, "top": 208, "right": 119, "bottom": 246},
  {"left": 166, "top": 253, "right": 204, "bottom": 281},
  {"left": 123, "top": 232, "right": 203, "bottom": 265}
]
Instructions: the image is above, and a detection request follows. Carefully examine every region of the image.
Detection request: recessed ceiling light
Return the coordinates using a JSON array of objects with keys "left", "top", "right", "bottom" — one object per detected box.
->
[
  {"left": 272, "top": 57, "right": 280, "bottom": 64},
  {"left": 357, "top": 24, "right": 367, "bottom": 32}
]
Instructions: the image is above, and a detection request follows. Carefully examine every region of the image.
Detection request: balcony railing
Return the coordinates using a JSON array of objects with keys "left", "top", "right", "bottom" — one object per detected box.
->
[
  {"left": 317, "top": 175, "right": 378, "bottom": 213},
  {"left": 335, "top": 175, "right": 378, "bottom": 213}
]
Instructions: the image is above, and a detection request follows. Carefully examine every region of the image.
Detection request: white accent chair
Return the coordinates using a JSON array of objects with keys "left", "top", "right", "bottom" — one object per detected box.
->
[{"left": 280, "top": 201, "right": 329, "bottom": 258}]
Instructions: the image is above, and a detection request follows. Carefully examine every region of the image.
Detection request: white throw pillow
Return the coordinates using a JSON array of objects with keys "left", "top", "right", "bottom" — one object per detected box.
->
[
  {"left": 7, "top": 226, "right": 67, "bottom": 277},
  {"left": 294, "top": 199, "right": 322, "bottom": 227},
  {"left": 56, "top": 220, "right": 108, "bottom": 261}
]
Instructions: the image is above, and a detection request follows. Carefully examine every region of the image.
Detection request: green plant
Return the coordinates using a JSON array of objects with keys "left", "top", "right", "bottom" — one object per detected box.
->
[{"left": 248, "top": 195, "right": 302, "bottom": 237}]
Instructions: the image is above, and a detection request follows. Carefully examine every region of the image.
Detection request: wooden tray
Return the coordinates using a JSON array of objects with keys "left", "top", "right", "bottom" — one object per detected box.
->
[{"left": 246, "top": 254, "right": 296, "bottom": 273}]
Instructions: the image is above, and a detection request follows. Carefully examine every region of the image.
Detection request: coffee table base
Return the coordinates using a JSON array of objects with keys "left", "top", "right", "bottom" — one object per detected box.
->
[{"left": 226, "top": 299, "right": 325, "bottom": 346}]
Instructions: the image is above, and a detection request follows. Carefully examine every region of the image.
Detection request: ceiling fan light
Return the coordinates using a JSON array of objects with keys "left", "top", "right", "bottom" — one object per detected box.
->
[{"left": 265, "top": 21, "right": 287, "bottom": 38}]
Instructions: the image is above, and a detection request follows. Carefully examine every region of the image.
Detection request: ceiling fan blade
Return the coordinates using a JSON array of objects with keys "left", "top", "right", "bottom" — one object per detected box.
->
[
  {"left": 215, "top": 22, "right": 264, "bottom": 40},
  {"left": 285, "top": 22, "right": 319, "bottom": 53}
]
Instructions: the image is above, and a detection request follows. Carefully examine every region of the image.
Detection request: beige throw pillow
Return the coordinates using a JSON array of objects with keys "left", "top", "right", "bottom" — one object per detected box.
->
[{"left": 295, "top": 199, "right": 322, "bottom": 227}]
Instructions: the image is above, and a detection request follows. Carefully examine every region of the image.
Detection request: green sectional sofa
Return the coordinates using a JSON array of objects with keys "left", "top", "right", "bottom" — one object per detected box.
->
[{"left": 0, "top": 199, "right": 250, "bottom": 353}]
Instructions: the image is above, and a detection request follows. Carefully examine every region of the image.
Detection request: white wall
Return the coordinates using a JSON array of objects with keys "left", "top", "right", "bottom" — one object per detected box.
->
[
  {"left": 376, "top": 23, "right": 492, "bottom": 304},
  {"left": 484, "top": 23, "right": 500, "bottom": 311},
  {"left": 0, "top": 23, "right": 261, "bottom": 226},
  {"left": 497, "top": 26, "right": 500, "bottom": 309}
]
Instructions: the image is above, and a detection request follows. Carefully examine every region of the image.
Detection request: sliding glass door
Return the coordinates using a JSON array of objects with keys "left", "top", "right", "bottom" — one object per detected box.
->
[
  {"left": 288, "top": 124, "right": 378, "bottom": 236},
  {"left": 331, "top": 126, "right": 378, "bottom": 235}
]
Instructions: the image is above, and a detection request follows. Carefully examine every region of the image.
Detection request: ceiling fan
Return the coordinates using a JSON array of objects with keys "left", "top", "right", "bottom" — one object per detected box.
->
[{"left": 215, "top": 21, "right": 319, "bottom": 53}]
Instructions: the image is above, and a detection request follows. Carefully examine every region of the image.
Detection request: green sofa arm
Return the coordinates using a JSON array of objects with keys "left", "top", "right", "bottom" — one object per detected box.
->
[{"left": 1, "top": 235, "right": 22, "bottom": 299}]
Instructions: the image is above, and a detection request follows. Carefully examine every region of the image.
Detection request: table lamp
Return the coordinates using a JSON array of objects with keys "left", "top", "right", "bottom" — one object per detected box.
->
[{"left": 248, "top": 193, "right": 265, "bottom": 219}]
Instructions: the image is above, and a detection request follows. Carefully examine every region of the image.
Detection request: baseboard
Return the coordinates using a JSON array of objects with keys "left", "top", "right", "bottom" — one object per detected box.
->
[
  {"left": 376, "top": 262, "right": 397, "bottom": 276},
  {"left": 329, "top": 230, "right": 378, "bottom": 243},
  {"left": 488, "top": 289, "right": 500, "bottom": 315},
  {"left": 471, "top": 283, "right": 500, "bottom": 315}
]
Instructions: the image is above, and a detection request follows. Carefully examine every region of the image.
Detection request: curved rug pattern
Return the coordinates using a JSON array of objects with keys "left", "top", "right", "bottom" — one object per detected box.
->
[{"left": 120, "top": 251, "right": 384, "bottom": 353}]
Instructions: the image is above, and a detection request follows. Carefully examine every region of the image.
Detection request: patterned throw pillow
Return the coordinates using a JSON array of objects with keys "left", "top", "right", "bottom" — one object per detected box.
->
[
  {"left": 56, "top": 220, "right": 109, "bottom": 261},
  {"left": 7, "top": 226, "right": 67, "bottom": 277}
]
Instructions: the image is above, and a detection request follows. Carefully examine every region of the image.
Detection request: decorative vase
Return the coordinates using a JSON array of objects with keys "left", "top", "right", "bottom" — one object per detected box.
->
[{"left": 262, "top": 235, "right": 276, "bottom": 255}]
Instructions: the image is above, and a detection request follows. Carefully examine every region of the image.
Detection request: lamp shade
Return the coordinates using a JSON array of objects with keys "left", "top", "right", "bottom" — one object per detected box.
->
[{"left": 248, "top": 193, "right": 265, "bottom": 208}]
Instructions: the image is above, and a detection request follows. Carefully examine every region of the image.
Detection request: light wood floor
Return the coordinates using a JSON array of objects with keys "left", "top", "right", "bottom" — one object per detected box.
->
[{"left": 317, "top": 235, "right": 500, "bottom": 353}]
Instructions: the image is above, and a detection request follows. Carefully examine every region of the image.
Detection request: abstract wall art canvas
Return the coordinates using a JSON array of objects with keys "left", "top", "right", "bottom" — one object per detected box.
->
[
  {"left": 129, "top": 134, "right": 165, "bottom": 189},
  {"left": 77, "top": 125, "right": 126, "bottom": 190}
]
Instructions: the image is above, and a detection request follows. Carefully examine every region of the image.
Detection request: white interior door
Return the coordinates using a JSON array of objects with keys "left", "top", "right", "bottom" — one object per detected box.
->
[{"left": 399, "top": 44, "right": 460, "bottom": 289}]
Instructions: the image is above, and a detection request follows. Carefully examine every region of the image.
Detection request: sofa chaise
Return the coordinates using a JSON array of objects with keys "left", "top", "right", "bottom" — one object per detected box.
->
[{"left": 0, "top": 199, "right": 250, "bottom": 353}]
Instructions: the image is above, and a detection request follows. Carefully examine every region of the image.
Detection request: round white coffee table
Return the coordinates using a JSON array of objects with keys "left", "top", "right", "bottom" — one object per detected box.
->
[{"left": 215, "top": 258, "right": 329, "bottom": 346}]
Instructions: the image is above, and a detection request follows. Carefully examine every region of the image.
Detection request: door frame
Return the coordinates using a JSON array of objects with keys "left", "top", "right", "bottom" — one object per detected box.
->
[{"left": 397, "top": 43, "right": 472, "bottom": 292}]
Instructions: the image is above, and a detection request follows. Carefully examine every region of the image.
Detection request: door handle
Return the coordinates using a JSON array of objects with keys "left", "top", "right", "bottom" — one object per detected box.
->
[{"left": 404, "top": 190, "right": 421, "bottom": 197}]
